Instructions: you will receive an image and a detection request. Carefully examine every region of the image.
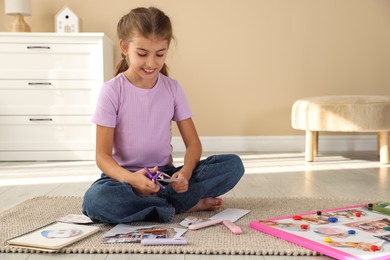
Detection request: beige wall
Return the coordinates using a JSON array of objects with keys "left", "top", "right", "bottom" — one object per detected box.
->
[{"left": 1, "top": 0, "right": 390, "bottom": 136}]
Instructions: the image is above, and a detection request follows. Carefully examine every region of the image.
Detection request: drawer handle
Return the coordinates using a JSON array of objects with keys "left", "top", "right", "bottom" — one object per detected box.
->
[
  {"left": 29, "top": 118, "right": 53, "bottom": 122},
  {"left": 27, "top": 46, "right": 51, "bottom": 50},
  {"left": 28, "top": 82, "right": 52, "bottom": 86}
]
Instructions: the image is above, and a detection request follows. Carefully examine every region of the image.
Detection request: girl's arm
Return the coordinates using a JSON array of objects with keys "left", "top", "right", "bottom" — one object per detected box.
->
[
  {"left": 171, "top": 118, "right": 202, "bottom": 193},
  {"left": 95, "top": 125, "right": 159, "bottom": 195}
]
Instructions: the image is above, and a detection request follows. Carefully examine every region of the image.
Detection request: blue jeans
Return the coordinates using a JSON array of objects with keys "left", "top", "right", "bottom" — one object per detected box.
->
[{"left": 82, "top": 154, "right": 244, "bottom": 224}]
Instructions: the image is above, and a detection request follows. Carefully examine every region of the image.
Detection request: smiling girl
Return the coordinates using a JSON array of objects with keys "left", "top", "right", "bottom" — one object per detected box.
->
[{"left": 82, "top": 7, "right": 244, "bottom": 224}]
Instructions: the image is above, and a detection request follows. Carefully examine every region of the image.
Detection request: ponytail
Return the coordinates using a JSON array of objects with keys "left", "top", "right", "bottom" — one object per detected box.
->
[
  {"left": 114, "top": 53, "right": 129, "bottom": 76},
  {"left": 160, "top": 64, "right": 169, "bottom": 77}
]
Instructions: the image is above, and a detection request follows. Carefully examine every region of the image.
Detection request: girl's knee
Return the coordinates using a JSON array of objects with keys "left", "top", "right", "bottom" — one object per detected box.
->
[
  {"left": 82, "top": 182, "right": 115, "bottom": 218},
  {"left": 82, "top": 186, "right": 101, "bottom": 214},
  {"left": 213, "top": 154, "right": 244, "bottom": 184},
  {"left": 226, "top": 154, "right": 245, "bottom": 176}
]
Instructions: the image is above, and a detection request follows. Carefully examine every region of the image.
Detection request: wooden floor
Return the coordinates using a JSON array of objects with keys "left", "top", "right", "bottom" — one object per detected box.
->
[{"left": 1, "top": 151, "right": 389, "bottom": 260}]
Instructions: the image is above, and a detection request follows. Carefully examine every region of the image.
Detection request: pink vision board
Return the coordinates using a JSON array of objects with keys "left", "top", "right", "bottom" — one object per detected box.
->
[{"left": 250, "top": 204, "right": 390, "bottom": 260}]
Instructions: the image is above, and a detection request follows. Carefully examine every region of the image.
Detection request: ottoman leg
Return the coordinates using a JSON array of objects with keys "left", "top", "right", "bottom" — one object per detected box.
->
[
  {"left": 379, "top": 131, "right": 389, "bottom": 164},
  {"left": 314, "top": 131, "right": 319, "bottom": 156},
  {"left": 305, "top": 131, "right": 317, "bottom": 162}
]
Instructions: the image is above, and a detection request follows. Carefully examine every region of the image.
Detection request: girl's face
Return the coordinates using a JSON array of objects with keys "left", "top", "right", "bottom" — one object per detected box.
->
[{"left": 121, "top": 35, "right": 169, "bottom": 88}]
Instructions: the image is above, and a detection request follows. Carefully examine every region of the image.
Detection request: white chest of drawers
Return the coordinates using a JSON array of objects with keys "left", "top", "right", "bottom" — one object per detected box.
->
[{"left": 0, "top": 33, "right": 113, "bottom": 160}]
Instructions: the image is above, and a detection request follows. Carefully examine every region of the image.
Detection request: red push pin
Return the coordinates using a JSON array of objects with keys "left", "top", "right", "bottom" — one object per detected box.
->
[
  {"left": 355, "top": 212, "right": 362, "bottom": 217},
  {"left": 300, "top": 224, "right": 309, "bottom": 230},
  {"left": 293, "top": 215, "right": 303, "bottom": 220},
  {"left": 371, "top": 245, "right": 379, "bottom": 252}
]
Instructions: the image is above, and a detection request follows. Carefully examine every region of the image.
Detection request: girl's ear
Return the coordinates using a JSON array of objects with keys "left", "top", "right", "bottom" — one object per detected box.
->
[{"left": 119, "top": 39, "right": 129, "bottom": 57}]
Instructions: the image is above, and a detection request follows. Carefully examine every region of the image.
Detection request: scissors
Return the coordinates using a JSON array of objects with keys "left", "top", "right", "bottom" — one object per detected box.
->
[{"left": 144, "top": 167, "right": 172, "bottom": 190}]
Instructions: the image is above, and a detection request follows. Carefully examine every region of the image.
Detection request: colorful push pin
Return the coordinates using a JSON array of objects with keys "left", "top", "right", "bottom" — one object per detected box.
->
[
  {"left": 300, "top": 224, "right": 309, "bottom": 230},
  {"left": 324, "top": 237, "right": 333, "bottom": 243},
  {"left": 328, "top": 217, "right": 338, "bottom": 223},
  {"left": 371, "top": 245, "right": 379, "bottom": 252},
  {"left": 368, "top": 203, "right": 373, "bottom": 210},
  {"left": 293, "top": 215, "right": 303, "bottom": 221},
  {"left": 316, "top": 211, "right": 322, "bottom": 216},
  {"left": 355, "top": 212, "right": 361, "bottom": 217},
  {"left": 348, "top": 230, "right": 356, "bottom": 235},
  {"left": 383, "top": 227, "right": 390, "bottom": 231}
]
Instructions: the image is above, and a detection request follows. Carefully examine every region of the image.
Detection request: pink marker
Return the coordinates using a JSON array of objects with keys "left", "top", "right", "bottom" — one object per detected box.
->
[
  {"left": 188, "top": 219, "right": 223, "bottom": 230},
  {"left": 223, "top": 220, "right": 242, "bottom": 235}
]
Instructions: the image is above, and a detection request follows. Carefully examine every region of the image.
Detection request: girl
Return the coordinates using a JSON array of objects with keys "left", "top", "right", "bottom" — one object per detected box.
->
[{"left": 82, "top": 7, "right": 244, "bottom": 224}]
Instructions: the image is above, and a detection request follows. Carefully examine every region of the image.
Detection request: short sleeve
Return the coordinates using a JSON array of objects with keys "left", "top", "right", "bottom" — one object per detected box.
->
[
  {"left": 173, "top": 81, "right": 192, "bottom": 122},
  {"left": 92, "top": 82, "right": 119, "bottom": 128}
]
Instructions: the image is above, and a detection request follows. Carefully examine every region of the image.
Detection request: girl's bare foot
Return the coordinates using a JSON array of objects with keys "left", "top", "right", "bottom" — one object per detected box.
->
[{"left": 187, "top": 198, "right": 223, "bottom": 213}]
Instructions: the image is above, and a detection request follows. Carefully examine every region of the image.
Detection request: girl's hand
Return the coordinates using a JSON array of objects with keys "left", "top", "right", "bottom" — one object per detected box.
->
[
  {"left": 170, "top": 171, "right": 189, "bottom": 193},
  {"left": 128, "top": 168, "right": 160, "bottom": 195}
]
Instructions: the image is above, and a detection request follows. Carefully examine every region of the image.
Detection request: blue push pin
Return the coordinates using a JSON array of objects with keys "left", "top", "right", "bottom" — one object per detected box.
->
[
  {"left": 328, "top": 217, "right": 338, "bottom": 223},
  {"left": 348, "top": 230, "right": 356, "bottom": 235}
]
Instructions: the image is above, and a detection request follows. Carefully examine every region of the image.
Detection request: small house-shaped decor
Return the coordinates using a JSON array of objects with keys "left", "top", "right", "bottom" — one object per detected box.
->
[{"left": 55, "top": 6, "right": 80, "bottom": 33}]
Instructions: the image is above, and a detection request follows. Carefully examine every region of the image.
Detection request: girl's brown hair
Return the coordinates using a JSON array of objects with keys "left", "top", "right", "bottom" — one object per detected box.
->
[{"left": 114, "top": 7, "right": 173, "bottom": 77}]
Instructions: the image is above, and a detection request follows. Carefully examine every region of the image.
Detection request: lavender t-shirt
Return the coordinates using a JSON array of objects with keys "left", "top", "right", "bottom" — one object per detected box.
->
[{"left": 92, "top": 73, "right": 192, "bottom": 171}]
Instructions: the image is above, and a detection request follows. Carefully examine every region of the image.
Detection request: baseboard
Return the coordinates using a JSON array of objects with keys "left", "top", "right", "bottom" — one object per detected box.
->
[{"left": 172, "top": 134, "right": 379, "bottom": 152}]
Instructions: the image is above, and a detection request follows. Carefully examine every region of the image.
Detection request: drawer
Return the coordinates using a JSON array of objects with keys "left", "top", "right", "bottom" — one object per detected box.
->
[
  {"left": 0, "top": 116, "right": 95, "bottom": 151},
  {"left": 0, "top": 43, "right": 102, "bottom": 79},
  {"left": 0, "top": 80, "right": 100, "bottom": 115}
]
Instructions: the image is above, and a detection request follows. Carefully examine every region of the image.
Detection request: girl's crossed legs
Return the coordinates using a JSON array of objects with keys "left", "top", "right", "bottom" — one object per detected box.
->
[{"left": 82, "top": 154, "right": 244, "bottom": 223}]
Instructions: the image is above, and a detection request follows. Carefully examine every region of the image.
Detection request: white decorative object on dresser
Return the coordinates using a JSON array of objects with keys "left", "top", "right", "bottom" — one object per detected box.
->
[{"left": 0, "top": 33, "right": 113, "bottom": 160}]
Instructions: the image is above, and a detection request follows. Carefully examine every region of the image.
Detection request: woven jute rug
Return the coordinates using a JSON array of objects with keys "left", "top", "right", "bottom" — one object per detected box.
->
[{"left": 0, "top": 196, "right": 374, "bottom": 255}]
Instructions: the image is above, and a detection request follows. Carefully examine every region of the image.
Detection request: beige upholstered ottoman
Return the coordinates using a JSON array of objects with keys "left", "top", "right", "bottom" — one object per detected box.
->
[{"left": 291, "top": 95, "right": 390, "bottom": 164}]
